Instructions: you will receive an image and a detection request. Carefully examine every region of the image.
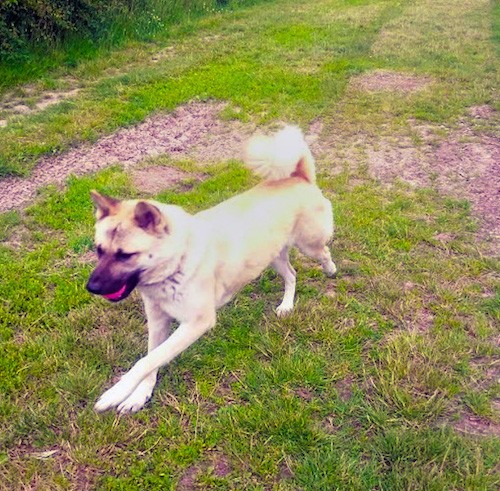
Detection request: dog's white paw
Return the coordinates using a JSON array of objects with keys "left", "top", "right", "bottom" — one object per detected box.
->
[
  {"left": 117, "top": 382, "right": 154, "bottom": 414},
  {"left": 276, "top": 303, "right": 293, "bottom": 317},
  {"left": 324, "top": 261, "right": 337, "bottom": 278},
  {"left": 94, "top": 378, "right": 135, "bottom": 412}
]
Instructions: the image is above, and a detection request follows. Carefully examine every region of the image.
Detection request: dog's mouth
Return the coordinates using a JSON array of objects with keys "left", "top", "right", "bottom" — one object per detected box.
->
[
  {"left": 103, "top": 273, "right": 140, "bottom": 302},
  {"left": 87, "top": 272, "right": 141, "bottom": 302},
  {"left": 102, "top": 283, "right": 128, "bottom": 301}
]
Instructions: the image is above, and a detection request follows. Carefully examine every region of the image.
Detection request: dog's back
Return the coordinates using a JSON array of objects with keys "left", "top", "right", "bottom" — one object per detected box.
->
[
  {"left": 194, "top": 126, "right": 335, "bottom": 306},
  {"left": 196, "top": 125, "right": 325, "bottom": 240}
]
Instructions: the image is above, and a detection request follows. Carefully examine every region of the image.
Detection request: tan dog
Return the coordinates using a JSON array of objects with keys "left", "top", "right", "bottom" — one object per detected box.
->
[{"left": 87, "top": 126, "right": 336, "bottom": 413}]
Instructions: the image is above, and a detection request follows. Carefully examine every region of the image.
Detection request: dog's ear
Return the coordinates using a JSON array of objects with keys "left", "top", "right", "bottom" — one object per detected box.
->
[
  {"left": 90, "top": 190, "right": 120, "bottom": 220},
  {"left": 134, "top": 201, "right": 165, "bottom": 233}
]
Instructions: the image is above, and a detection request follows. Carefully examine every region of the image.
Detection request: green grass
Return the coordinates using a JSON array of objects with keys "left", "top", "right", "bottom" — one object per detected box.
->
[
  {"left": 2, "top": 0, "right": 498, "bottom": 178},
  {"left": 0, "top": 0, "right": 499, "bottom": 489},
  {"left": 0, "top": 0, "right": 269, "bottom": 92}
]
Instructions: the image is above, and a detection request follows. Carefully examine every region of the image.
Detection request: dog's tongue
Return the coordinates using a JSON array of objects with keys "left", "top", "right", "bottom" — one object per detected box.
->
[{"left": 103, "top": 284, "right": 126, "bottom": 300}]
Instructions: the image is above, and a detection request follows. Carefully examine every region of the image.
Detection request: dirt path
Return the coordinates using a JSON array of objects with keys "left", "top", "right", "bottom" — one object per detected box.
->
[
  {"left": 0, "top": 96, "right": 498, "bottom": 252},
  {"left": 0, "top": 102, "right": 254, "bottom": 211}
]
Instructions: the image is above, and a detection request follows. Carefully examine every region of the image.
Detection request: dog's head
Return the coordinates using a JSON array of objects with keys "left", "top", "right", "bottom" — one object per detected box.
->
[{"left": 87, "top": 191, "right": 180, "bottom": 302}]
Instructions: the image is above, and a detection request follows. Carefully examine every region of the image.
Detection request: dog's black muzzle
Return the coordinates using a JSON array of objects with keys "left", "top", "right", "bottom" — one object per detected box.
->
[{"left": 86, "top": 270, "right": 141, "bottom": 302}]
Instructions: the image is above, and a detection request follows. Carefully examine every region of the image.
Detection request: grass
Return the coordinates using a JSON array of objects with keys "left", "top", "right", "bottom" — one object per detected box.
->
[
  {"left": 0, "top": 0, "right": 268, "bottom": 92},
  {"left": 0, "top": 0, "right": 499, "bottom": 489}
]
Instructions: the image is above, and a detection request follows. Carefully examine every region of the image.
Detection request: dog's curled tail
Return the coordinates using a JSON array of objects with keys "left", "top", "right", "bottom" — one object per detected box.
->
[{"left": 244, "top": 125, "right": 316, "bottom": 184}]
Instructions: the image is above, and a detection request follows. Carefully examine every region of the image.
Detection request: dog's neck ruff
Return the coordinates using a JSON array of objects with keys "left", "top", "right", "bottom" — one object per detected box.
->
[{"left": 139, "top": 254, "right": 186, "bottom": 289}]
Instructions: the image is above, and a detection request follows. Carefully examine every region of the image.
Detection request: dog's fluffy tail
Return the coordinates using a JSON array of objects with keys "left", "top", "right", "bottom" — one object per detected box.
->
[{"left": 244, "top": 125, "right": 316, "bottom": 184}]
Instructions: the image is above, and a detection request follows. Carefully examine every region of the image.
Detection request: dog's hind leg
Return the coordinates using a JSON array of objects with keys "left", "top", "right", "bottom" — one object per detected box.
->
[
  {"left": 116, "top": 297, "right": 172, "bottom": 414},
  {"left": 95, "top": 312, "right": 216, "bottom": 412},
  {"left": 296, "top": 198, "right": 337, "bottom": 277},
  {"left": 300, "top": 242, "right": 337, "bottom": 278},
  {"left": 308, "top": 244, "right": 337, "bottom": 277},
  {"left": 272, "top": 247, "right": 297, "bottom": 317}
]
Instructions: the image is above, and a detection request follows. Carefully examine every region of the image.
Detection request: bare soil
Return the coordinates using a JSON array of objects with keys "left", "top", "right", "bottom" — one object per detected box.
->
[
  {"left": 352, "top": 70, "right": 431, "bottom": 93},
  {"left": 177, "top": 451, "right": 231, "bottom": 489},
  {"left": 454, "top": 411, "right": 500, "bottom": 437},
  {"left": 336, "top": 375, "right": 354, "bottom": 401},
  {"left": 370, "top": 119, "right": 499, "bottom": 248},
  {"left": 131, "top": 165, "right": 196, "bottom": 194},
  {"left": 0, "top": 102, "right": 253, "bottom": 212},
  {"left": 323, "top": 106, "right": 500, "bottom": 251},
  {"left": 8, "top": 441, "right": 101, "bottom": 490},
  {"left": 0, "top": 87, "right": 81, "bottom": 126}
]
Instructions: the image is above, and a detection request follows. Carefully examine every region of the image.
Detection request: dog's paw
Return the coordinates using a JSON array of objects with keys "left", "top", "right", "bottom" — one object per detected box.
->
[
  {"left": 324, "top": 261, "right": 337, "bottom": 278},
  {"left": 94, "top": 378, "right": 135, "bottom": 412},
  {"left": 276, "top": 303, "right": 293, "bottom": 317},
  {"left": 117, "top": 382, "right": 154, "bottom": 414}
]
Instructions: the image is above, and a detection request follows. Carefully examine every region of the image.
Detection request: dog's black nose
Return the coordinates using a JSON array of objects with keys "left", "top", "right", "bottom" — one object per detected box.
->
[{"left": 86, "top": 278, "right": 102, "bottom": 294}]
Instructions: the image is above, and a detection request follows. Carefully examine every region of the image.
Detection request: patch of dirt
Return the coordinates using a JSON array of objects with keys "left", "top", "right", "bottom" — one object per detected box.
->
[
  {"left": 305, "top": 118, "right": 324, "bottom": 156},
  {"left": 0, "top": 88, "right": 81, "bottom": 126},
  {"left": 278, "top": 460, "right": 294, "bottom": 480},
  {"left": 493, "top": 399, "right": 500, "bottom": 414},
  {"left": 131, "top": 165, "right": 198, "bottom": 194},
  {"left": 177, "top": 464, "right": 198, "bottom": 490},
  {"left": 78, "top": 250, "right": 96, "bottom": 265},
  {"left": 150, "top": 46, "right": 175, "bottom": 63},
  {"left": 432, "top": 136, "right": 499, "bottom": 230},
  {"left": 37, "top": 89, "right": 81, "bottom": 110},
  {"left": 213, "top": 372, "right": 239, "bottom": 400},
  {"left": 409, "top": 308, "right": 435, "bottom": 332},
  {"left": 363, "top": 137, "right": 430, "bottom": 187},
  {"left": 331, "top": 106, "right": 500, "bottom": 251},
  {"left": 8, "top": 441, "right": 101, "bottom": 490},
  {"left": 213, "top": 454, "right": 231, "bottom": 477},
  {"left": 352, "top": 70, "right": 431, "bottom": 94},
  {"left": 468, "top": 105, "right": 496, "bottom": 120},
  {"left": 320, "top": 414, "right": 339, "bottom": 434},
  {"left": 453, "top": 411, "right": 500, "bottom": 437},
  {"left": 173, "top": 115, "right": 254, "bottom": 165},
  {"left": 294, "top": 387, "right": 314, "bottom": 401},
  {"left": 372, "top": 136, "right": 499, "bottom": 246},
  {"left": 391, "top": 295, "right": 436, "bottom": 332},
  {"left": 177, "top": 451, "right": 232, "bottom": 489},
  {"left": 0, "top": 101, "right": 254, "bottom": 212},
  {"left": 433, "top": 232, "right": 456, "bottom": 243},
  {"left": 336, "top": 375, "right": 354, "bottom": 401}
]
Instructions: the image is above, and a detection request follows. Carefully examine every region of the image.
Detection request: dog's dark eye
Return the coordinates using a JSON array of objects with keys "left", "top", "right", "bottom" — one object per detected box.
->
[
  {"left": 116, "top": 249, "right": 136, "bottom": 261},
  {"left": 96, "top": 245, "right": 104, "bottom": 258}
]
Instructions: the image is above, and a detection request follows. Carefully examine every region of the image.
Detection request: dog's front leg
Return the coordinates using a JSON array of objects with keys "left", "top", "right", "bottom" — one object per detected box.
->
[
  {"left": 116, "top": 298, "right": 172, "bottom": 414},
  {"left": 94, "top": 312, "right": 216, "bottom": 412}
]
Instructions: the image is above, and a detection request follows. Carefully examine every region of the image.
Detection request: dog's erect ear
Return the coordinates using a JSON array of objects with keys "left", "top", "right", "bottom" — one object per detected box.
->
[
  {"left": 90, "top": 190, "right": 120, "bottom": 220},
  {"left": 134, "top": 201, "right": 165, "bottom": 233}
]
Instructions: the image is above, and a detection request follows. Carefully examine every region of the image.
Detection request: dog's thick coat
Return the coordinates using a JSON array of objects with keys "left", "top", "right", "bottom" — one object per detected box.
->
[{"left": 88, "top": 126, "right": 336, "bottom": 413}]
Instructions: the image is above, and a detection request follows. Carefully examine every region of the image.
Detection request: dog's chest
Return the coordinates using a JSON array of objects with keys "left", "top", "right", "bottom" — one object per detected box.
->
[
  {"left": 157, "top": 271, "right": 184, "bottom": 303},
  {"left": 142, "top": 268, "right": 183, "bottom": 301}
]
